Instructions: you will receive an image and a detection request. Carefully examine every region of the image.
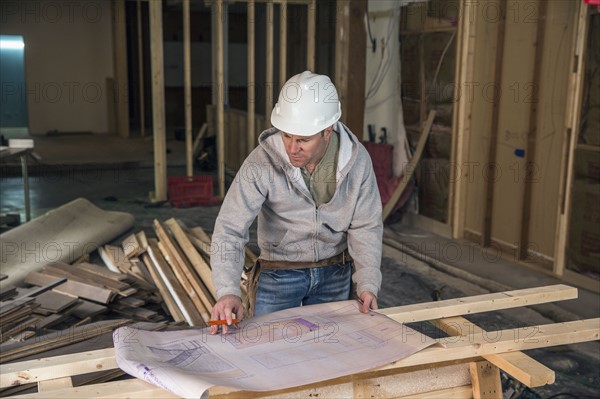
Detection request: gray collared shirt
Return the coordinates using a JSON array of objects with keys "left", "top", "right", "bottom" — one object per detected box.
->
[{"left": 301, "top": 131, "right": 339, "bottom": 206}]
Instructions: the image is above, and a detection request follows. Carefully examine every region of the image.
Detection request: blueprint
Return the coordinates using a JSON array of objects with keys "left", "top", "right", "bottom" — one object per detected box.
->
[{"left": 113, "top": 300, "right": 436, "bottom": 398}]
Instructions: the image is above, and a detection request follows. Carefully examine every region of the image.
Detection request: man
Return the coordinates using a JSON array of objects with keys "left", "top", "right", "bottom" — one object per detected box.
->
[{"left": 210, "top": 71, "right": 382, "bottom": 333}]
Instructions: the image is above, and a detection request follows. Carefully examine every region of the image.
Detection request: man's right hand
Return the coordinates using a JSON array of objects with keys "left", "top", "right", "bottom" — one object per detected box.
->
[{"left": 210, "top": 294, "right": 244, "bottom": 335}]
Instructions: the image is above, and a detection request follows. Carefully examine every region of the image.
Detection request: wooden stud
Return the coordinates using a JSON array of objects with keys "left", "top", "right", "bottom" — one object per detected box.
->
[
  {"left": 518, "top": 0, "right": 548, "bottom": 260},
  {"left": 215, "top": 0, "right": 226, "bottom": 198},
  {"left": 149, "top": 0, "right": 167, "bottom": 202},
  {"left": 553, "top": 2, "right": 590, "bottom": 276},
  {"left": 247, "top": 0, "right": 256, "bottom": 154},
  {"left": 450, "top": 0, "right": 477, "bottom": 239},
  {"left": 112, "top": 0, "right": 129, "bottom": 138},
  {"left": 183, "top": 0, "right": 193, "bottom": 178},
  {"left": 334, "top": 0, "right": 366, "bottom": 135},
  {"left": 266, "top": 1, "right": 274, "bottom": 117},
  {"left": 136, "top": 0, "right": 145, "bottom": 137},
  {"left": 279, "top": 0, "right": 287, "bottom": 89},
  {"left": 306, "top": 0, "right": 316, "bottom": 71},
  {"left": 481, "top": 0, "right": 507, "bottom": 247}
]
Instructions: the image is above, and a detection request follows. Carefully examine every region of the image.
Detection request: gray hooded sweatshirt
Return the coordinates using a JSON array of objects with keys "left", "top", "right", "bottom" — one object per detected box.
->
[{"left": 211, "top": 121, "right": 383, "bottom": 300}]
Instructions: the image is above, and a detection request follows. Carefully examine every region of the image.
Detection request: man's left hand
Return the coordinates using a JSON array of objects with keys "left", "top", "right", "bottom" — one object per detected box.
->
[{"left": 358, "top": 291, "right": 378, "bottom": 313}]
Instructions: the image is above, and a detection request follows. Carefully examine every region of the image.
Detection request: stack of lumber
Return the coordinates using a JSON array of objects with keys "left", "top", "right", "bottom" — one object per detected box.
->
[
  {"left": 0, "top": 218, "right": 252, "bottom": 348},
  {"left": 137, "top": 218, "right": 249, "bottom": 326}
]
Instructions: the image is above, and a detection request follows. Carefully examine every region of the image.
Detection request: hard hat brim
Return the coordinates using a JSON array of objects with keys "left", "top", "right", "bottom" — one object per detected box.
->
[{"left": 270, "top": 107, "right": 341, "bottom": 137}]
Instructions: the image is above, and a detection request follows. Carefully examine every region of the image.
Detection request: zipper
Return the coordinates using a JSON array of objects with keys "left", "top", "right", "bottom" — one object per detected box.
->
[{"left": 313, "top": 205, "right": 319, "bottom": 262}]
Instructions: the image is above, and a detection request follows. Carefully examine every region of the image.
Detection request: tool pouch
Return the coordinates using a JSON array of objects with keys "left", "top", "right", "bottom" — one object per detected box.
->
[{"left": 243, "top": 259, "right": 262, "bottom": 318}]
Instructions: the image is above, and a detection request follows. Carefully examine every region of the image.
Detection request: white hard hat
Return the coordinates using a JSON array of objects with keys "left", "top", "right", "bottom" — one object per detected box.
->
[{"left": 271, "top": 71, "right": 342, "bottom": 136}]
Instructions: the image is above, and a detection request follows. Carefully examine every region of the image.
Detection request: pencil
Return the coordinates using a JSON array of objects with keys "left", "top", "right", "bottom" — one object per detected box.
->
[{"left": 208, "top": 319, "right": 239, "bottom": 326}]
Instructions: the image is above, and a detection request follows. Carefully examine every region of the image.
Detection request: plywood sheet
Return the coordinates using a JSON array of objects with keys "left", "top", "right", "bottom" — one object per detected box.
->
[
  {"left": 490, "top": 0, "right": 538, "bottom": 245},
  {"left": 528, "top": 0, "right": 577, "bottom": 258}
]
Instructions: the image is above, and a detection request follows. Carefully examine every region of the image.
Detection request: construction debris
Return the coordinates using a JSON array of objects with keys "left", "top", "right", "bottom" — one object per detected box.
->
[{"left": 0, "top": 218, "right": 251, "bottom": 352}]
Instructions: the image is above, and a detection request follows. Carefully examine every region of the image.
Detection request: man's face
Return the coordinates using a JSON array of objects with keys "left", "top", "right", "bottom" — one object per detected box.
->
[{"left": 281, "top": 127, "right": 332, "bottom": 172}]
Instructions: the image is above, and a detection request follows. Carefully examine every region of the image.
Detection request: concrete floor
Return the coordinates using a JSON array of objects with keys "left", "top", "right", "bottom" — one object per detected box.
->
[{"left": 1, "top": 133, "right": 599, "bottom": 398}]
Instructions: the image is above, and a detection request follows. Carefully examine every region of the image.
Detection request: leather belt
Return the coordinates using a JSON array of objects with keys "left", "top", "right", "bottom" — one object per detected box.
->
[{"left": 258, "top": 249, "right": 352, "bottom": 270}]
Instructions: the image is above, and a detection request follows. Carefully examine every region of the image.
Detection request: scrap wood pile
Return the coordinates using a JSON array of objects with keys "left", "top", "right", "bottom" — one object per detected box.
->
[{"left": 0, "top": 218, "right": 253, "bottom": 364}]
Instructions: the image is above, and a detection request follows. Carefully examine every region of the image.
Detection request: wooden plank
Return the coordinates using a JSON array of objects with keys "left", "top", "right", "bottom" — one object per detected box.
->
[
  {"left": 38, "top": 377, "right": 73, "bottom": 392},
  {"left": 1, "top": 348, "right": 118, "bottom": 388},
  {"left": 98, "top": 245, "right": 131, "bottom": 274},
  {"left": 44, "top": 262, "right": 132, "bottom": 293},
  {"left": 433, "top": 316, "right": 554, "bottom": 387},
  {"left": 76, "top": 263, "right": 129, "bottom": 282},
  {"left": 0, "top": 319, "right": 129, "bottom": 364},
  {"left": 52, "top": 280, "right": 115, "bottom": 304},
  {"left": 121, "top": 233, "right": 143, "bottom": 259},
  {"left": 23, "top": 272, "right": 64, "bottom": 288},
  {"left": 165, "top": 218, "right": 217, "bottom": 299},
  {"left": 147, "top": 239, "right": 205, "bottom": 326},
  {"left": 70, "top": 299, "right": 107, "bottom": 319},
  {"left": 142, "top": 253, "right": 185, "bottom": 323},
  {"left": 154, "top": 220, "right": 214, "bottom": 315},
  {"left": 469, "top": 360, "right": 502, "bottom": 399},
  {"left": 382, "top": 110, "right": 435, "bottom": 220},
  {"left": 34, "top": 291, "right": 78, "bottom": 313},
  {"left": 13, "top": 378, "right": 179, "bottom": 399},
  {"left": 378, "top": 285, "right": 577, "bottom": 323},
  {"left": 157, "top": 239, "right": 212, "bottom": 320}
]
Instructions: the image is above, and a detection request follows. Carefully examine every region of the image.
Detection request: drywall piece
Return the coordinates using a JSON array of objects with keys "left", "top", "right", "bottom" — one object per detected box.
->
[{"left": 0, "top": 198, "right": 134, "bottom": 287}]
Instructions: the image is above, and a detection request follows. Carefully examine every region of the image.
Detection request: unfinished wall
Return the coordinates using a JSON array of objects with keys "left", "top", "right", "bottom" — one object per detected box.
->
[
  {"left": 0, "top": 0, "right": 114, "bottom": 135},
  {"left": 462, "top": 0, "right": 577, "bottom": 262}
]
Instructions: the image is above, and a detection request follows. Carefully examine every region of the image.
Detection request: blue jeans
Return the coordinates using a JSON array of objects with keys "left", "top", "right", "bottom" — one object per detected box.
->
[{"left": 254, "top": 262, "right": 352, "bottom": 317}]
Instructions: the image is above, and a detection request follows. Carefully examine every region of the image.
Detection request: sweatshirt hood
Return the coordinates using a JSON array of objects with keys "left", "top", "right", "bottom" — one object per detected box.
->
[{"left": 258, "top": 121, "right": 359, "bottom": 176}]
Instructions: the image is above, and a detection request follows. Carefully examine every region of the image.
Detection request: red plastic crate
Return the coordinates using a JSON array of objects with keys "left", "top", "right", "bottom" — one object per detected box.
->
[{"left": 168, "top": 176, "right": 218, "bottom": 208}]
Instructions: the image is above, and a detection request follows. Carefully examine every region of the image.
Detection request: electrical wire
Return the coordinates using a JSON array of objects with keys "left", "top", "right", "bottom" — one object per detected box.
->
[
  {"left": 431, "top": 31, "right": 456, "bottom": 87},
  {"left": 364, "top": 10, "right": 376, "bottom": 53},
  {"left": 365, "top": 5, "right": 400, "bottom": 100}
]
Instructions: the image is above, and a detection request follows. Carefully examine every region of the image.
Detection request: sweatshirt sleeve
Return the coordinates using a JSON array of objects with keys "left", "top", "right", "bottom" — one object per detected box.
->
[
  {"left": 211, "top": 157, "right": 267, "bottom": 299},
  {"left": 347, "top": 149, "right": 383, "bottom": 297}
]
